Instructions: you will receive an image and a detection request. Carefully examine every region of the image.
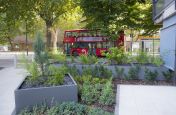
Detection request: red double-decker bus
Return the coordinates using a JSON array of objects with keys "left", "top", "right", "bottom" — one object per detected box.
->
[{"left": 63, "top": 29, "right": 124, "bottom": 56}]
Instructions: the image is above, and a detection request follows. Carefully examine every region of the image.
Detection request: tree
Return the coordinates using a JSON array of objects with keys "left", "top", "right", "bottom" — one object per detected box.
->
[
  {"left": 0, "top": 0, "right": 39, "bottom": 49},
  {"left": 33, "top": 33, "right": 48, "bottom": 76},
  {"left": 80, "top": 0, "right": 161, "bottom": 36},
  {"left": 35, "top": 0, "right": 76, "bottom": 50}
]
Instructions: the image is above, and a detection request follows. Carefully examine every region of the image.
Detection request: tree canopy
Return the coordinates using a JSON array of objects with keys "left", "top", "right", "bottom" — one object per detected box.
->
[
  {"left": 80, "top": 0, "right": 161, "bottom": 36},
  {"left": 0, "top": 0, "right": 161, "bottom": 49}
]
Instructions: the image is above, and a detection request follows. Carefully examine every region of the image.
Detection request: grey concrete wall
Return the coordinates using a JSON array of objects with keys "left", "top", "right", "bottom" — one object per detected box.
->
[{"left": 54, "top": 63, "right": 169, "bottom": 80}]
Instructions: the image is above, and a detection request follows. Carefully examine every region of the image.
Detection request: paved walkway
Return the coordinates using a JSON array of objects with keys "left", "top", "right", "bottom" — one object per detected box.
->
[
  {"left": 0, "top": 67, "right": 26, "bottom": 115},
  {"left": 115, "top": 85, "right": 176, "bottom": 115}
]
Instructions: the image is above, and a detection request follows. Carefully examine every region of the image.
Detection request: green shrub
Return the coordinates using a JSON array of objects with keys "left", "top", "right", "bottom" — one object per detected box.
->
[
  {"left": 58, "top": 102, "right": 87, "bottom": 115},
  {"left": 74, "top": 75, "right": 108, "bottom": 85},
  {"left": 89, "top": 55, "right": 98, "bottom": 64},
  {"left": 105, "top": 47, "right": 127, "bottom": 64},
  {"left": 145, "top": 68, "right": 158, "bottom": 81},
  {"left": 96, "top": 65, "right": 112, "bottom": 78},
  {"left": 33, "top": 33, "right": 48, "bottom": 76},
  {"left": 81, "top": 82, "right": 101, "bottom": 104},
  {"left": 79, "top": 54, "right": 90, "bottom": 64},
  {"left": 52, "top": 53, "right": 67, "bottom": 63},
  {"left": 127, "top": 65, "right": 141, "bottom": 80},
  {"left": 79, "top": 55, "right": 98, "bottom": 64},
  {"left": 88, "top": 108, "right": 113, "bottom": 115},
  {"left": 47, "top": 65, "right": 68, "bottom": 85},
  {"left": 81, "top": 65, "right": 112, "bottom": 78},
  {"left": 136, "top": 51, "right": 149, "bottom": 64},
  {"left": 19, "top": 105, "right": 47, "bottom": 115},
  {"left": 46, "top": 106, "right": 59, "bottom": 115},
  {"left": 27, "top": 62, "right": 40, "bottom": 83},
  {"left": 67, "top": 65, "right": 79, "bottom": 76},
  {"left": 19, "top": 102, "right": 113, "bottom": 115},
  {"left": 99, "top": 79, "right": 115, "bottom": 105},
  {"left": 21, "top": 54, "right": 40, "bottom": 82},
  {"left": 70, "top": 55, "right": 75, "bottom": 63},
  {"left": 152, "top": 56, "right": 164, "bottom": 67},
  {"left": 162, "top": 70, "right": 174, "bottom": 82},
  {"left": 115, "top": 66, "right": 124, "bottom": 79},
  {"left": 82, "top": 66, "right": 92, "bottom": 76}
]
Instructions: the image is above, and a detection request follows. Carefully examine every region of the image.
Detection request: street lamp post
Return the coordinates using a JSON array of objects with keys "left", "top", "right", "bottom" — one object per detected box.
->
[{"left": 130, "top": 29, "right": 133, "bottom": 53}]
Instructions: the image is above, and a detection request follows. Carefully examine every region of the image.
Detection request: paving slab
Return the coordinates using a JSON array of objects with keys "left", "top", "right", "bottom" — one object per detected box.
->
[
  {"left": 115, "top": 85, "right": 176, "bottom": 115},
  {"left": 0, "top": 67, "right": 26, "bottom": 115}
]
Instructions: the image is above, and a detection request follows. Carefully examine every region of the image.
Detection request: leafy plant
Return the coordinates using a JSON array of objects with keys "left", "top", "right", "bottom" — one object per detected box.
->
[
  {"left": 89, "top": 55, "right": 98, "bottom": 64},
  {"left": 99, "top": 79, "right": 115, "bottom": 105},
  {"left": 19, "top": 105, "right": 47, "bottom": 115},
  {"left": 52, "top": 53, "right": 67, "bottom": 64},
  {"left": 46, "top": 106, "right": 59, "bottom": 115},
  {"left": 88, "top": 108, "right": 113, "bottom": 115},
  {"left": 162, "top": 70, "right": 174, "bottom": 82},
  {"left": 19, "top": 102, "right": 113, "bottom": 115},
  {"left": 74, "top": 75, "right": 108, "bottom": 85},
  {"left": 96, "top": 65, "right": 112, "bottom": 78},
  {"left": 70, "top": 55, "right": 75, "bottom": 63},
  {"left": 79, "top": 54, "right": 90, "bottom": 64},
  {"left": 82, "top": 66, "right": 92, "bottom": 76},
  {"left": 58, "top": 102, "right": 87, "bottom": 115},
  {"left": 144, "top": 68, "right": 158, "bottom": 81},
  {"left": 33, "top": 33, "right": 48, "bottom": 76},
  {"left": 81, "top": 82, "right": 101, "bottom": 104},
  {"left": 47, "top": 65, "right": 68, "bottom": 85},
  {"left": 79, "top": 55, "right": 98, "bottom": 64},
  {"left": 136, "top": 51, "right": 149, "bottom": 64},
  {"left": 127, "top": 65, "right": 141, "bottom": 80},
  {"left": 152, "top": 56, "right": 164, "bottom": 67},
  {"left": 27, "top": 62, "right": 40, "bottom": 83},
  {"left": 21, "top": 54, "right": 40, "bottom": 84},
  {"left": 105, "top": 47, "right": 127, "bottom": 64},
  {"left": 67, "top": 65, "right": 79, "bottom": 76},
  {"left": 115, "top": 66, "right": 124, "bottom": 79}
]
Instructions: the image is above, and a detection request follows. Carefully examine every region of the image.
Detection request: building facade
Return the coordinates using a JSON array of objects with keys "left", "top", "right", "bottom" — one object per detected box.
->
[{"left": 153, "top": 0, "right": 176, "bottom": 70}]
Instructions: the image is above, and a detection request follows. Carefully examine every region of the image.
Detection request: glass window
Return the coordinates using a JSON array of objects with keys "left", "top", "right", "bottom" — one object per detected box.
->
[{"left": 65, "top": 31, "right": 78, "bottom": 37}]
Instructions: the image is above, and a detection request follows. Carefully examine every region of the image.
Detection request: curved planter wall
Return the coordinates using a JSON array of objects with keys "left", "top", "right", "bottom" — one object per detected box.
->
[{"left": 14, "top": 74, "right": 78, "bottom": 114}]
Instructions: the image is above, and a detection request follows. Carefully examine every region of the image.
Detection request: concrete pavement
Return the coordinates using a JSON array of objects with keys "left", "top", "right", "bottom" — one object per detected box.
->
[
  {"left": 0, "top": 67, "right": 26, "bottom": 115},
  {"left": 115, "top": 85, "right": 176, "bottom": 115}
]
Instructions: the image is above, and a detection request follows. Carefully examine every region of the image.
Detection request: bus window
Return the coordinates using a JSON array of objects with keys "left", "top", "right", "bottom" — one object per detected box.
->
[
  {"left": 102, "top": 42, "right": 108, "bottom": 48},
  {"left": 65, "top": 32, "right": 71, "bottom": 37},
  {"left": 79, "top": 42, "right": 88, "bottom": 48},
  {"left": 65, "top": 31, "right": 78, "bottom": 38},
  {"left": 72, "top": 32, "right": 78, "bottom": 37}
]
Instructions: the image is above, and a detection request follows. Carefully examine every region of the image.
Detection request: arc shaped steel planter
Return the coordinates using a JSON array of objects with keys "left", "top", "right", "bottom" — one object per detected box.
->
[{"left": 14, "top": 73, "right": 78, "bottom": 114}]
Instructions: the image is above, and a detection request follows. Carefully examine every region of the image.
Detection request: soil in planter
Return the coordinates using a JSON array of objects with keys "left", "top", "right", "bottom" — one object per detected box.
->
[{"left": 20, "top": 74, "right": 74, "bottom": 89}]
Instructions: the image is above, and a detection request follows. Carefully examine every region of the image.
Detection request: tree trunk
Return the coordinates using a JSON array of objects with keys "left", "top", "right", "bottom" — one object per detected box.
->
[
  {"left": 51, "top": 29, "right": 58, "bottom": 53},
  {"left": 46, "top": 22, "right": 52, "bottom": 50},
  {"left": 7, "top": 37, "right": 13, "bottom": 51}
]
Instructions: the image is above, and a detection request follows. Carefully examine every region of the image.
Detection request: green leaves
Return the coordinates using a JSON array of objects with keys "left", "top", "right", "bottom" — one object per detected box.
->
[
  {"left": 99, "top": 79, "right": 115, "bottom": 105},
  {"left": 47, "top": 65, "right": 67, "bottom": 85},
  {"left": 80, "top": 0, "right": 160, "bottom": 35},
  {"left": 105, "top": 47, "right": 128, "bottom": 64},
  {"left": 33, "top": 33, "right": 48, "bottom": 76}
]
